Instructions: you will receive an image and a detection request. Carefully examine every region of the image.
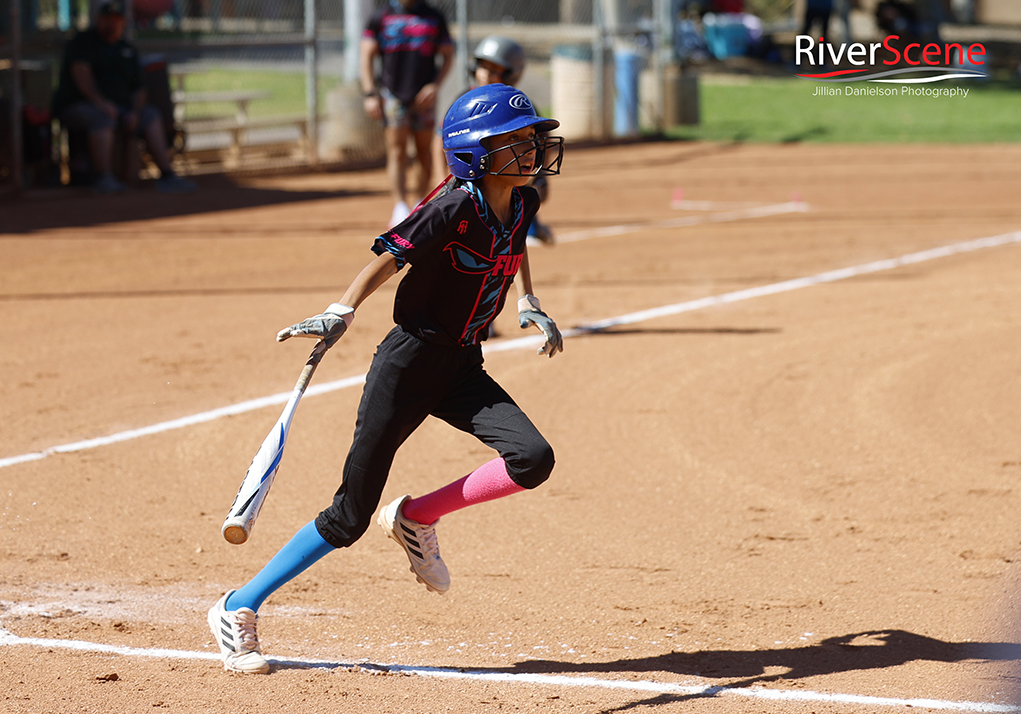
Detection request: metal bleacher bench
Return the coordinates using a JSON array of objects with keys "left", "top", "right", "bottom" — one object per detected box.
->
[
  {"left": 171, "top": 89, "right": 272, "bottom": 124},
  {"left": 171, "top": 89, "right": 309, "bottom": 164}
]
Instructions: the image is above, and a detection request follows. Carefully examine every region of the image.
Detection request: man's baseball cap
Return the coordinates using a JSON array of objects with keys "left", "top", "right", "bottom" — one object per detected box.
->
[{"left": 98, "top": 0, "right": 126, "bottom": 16}]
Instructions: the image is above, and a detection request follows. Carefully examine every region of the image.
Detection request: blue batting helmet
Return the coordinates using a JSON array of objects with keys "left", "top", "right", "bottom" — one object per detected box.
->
[{"left": 442, "top": 84, "right": 561, "bottom": 180}]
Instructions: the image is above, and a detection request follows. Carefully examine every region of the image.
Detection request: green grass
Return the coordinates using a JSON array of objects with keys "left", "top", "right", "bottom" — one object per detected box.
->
[
  {"left": 178, "top": 68, "right": 339, "bottom": 119},
  {"left": 179, "top": 68, "right": 1020, "bottom": 143},
  {"left": 665, "top": 75, "right": 1021, "bottom": 143}
]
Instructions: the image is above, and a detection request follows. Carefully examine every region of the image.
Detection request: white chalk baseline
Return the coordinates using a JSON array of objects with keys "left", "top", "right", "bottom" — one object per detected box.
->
[
  {"left": 2, "top": 228, "right": 1019, "bottom": 471},
  {"left": 0, "top": 626, "right": 1016, "bottom": 712}
]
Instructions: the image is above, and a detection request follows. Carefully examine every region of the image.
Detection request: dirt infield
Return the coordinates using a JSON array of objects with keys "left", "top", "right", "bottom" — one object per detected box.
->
[{"left": 2, "top": 141, "right": 1021, "bottom": 713}]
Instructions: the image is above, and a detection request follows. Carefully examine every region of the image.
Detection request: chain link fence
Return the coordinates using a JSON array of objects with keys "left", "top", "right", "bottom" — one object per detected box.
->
[
  {"left": 2, "top": 0, "right": 698, "bottom": 193},
  {"left": 3, "top": 0, "right": 1005, "bottom": 193}
]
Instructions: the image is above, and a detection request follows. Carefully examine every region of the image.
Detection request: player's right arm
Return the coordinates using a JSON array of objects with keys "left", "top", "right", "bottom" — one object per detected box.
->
[
  {"left": 340, "top": 251, "right": 399, "bottom": 309},
  {"left": 276, "top": 252, "right": 399, "bottom": 346},
  {"left": 360, "top": 29, "right": 382, "bottom": 120}
]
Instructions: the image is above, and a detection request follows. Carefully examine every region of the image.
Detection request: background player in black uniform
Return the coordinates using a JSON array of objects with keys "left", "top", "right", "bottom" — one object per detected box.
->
[
  {"left": 361, "top": 0, "right": 454, "bottom": 228},
  {"left": 207, "top": 83, "right": 565, "bottom": 674}
]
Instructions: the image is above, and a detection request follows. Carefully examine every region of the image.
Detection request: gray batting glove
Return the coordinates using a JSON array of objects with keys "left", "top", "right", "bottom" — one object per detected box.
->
[
  {"left": 277, "top": 303, "right": 355, "bottom": 349},
  {"left": 517, "top": 295, "right": 563, "bottom": 358}
]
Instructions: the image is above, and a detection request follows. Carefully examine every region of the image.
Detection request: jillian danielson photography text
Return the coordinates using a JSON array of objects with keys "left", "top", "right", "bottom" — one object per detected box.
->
[{"left": 812, "top": 85, "right": 972, "bottom": 98}]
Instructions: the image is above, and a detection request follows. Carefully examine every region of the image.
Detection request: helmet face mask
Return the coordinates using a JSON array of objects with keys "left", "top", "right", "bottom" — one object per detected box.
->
[
  {"left": 481, "top": 135, "right": 565, "bottom": 178},
  {"left": 442, "top": 84, "right": 563, "bottom": 181}
]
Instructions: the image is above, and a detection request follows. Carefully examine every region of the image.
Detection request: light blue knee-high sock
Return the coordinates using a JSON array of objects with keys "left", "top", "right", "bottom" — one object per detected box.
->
[{"left": 225, "top": 520, "right": 334, "bottom": 613}]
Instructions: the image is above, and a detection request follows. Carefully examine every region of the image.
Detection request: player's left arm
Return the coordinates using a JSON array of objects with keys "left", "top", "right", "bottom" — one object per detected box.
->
[
  {"left": 416, "top": 41, "right": 453, "bottom": 111},
  {"left": 434, "top": 41, "right": 454, "bottom": 89},
  {"left": 514, "top": 248, "right": 563, "bottom": 358}
]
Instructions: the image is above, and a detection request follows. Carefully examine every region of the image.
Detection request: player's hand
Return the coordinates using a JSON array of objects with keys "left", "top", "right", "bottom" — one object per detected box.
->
[
  {"left": 122, "top": 109, "right": 138, "bottom": 132},
  {"left": 277, "top": 303, "right": 355, "bottom": 349},
  {"left": 364, "top": 95, "right": 383, "bottom": 121},
  {"left": 518, "top": 295, "right": 563, "bottom": 358},
  {"left": 413, "top": 83, "right": 438, "bottom": 111},
  {"left": 97, "top": 99, "right": 118, "bottom": 121}
]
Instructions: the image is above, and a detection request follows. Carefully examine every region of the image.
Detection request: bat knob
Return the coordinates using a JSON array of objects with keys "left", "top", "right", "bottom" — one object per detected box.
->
[{"left": 222, "top": 522, "right": 250, "bottom": 545}]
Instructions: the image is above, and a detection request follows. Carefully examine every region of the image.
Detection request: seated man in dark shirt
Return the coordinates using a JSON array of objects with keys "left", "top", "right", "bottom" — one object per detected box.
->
[{"left": 52, "top": 0, "right": 195, "bottom": 194}]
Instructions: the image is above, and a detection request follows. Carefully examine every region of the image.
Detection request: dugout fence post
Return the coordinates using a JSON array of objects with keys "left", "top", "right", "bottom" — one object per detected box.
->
[
  {"left": 343, "top": 0, "right": 361, "bottom": 84},
  {"left": 9, "top": 0, "right": 24, "bottom": 193},
  {"left": 651, "top": 0, "right": 672, "bottom": 132},
  {"left": 304, "top": 0, "right": 318, "bottom": 166},
  {"left": 593, "top": 0, "right": 607, "bottom": 140},
  {"left": 454, "top": 0, "right": 468, "bottom": 97}
]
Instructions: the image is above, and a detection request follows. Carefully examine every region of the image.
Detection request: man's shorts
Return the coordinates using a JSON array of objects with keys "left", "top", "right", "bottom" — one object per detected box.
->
[
  {"left": 380, "top": 87, "right": 435, "bottom": 132},
  {"left": 59, "top": 101, "right": 161, "bottom": 138}
]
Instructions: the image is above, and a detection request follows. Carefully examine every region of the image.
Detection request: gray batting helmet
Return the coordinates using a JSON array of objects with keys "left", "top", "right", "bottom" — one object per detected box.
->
[{"left": 472, "top": 35, "right": 526, "bottom": 86}]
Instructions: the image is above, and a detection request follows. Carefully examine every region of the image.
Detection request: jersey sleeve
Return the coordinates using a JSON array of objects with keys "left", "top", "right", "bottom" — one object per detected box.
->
[
  {"left": 371, "top": 196, "right": 461, "bottom": 270},
  {"left": 435, "top": 11, "right": 452, "bottom": 47},
  {"left": 66, "top": 32, "right": 92, "bottom": 65},
  {"left": 362, "top": 8, "right": 382, "bottom": 41}
]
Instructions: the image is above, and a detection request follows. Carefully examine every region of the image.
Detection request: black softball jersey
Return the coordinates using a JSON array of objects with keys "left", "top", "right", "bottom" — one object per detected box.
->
[{"left": 372, "top": 181, "right": 540, "bottom": 348}]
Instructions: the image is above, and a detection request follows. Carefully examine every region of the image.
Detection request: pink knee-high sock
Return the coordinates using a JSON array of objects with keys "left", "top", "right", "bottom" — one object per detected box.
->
[{"left": 402, "top": 457, "right": 524, "bottom": 525}]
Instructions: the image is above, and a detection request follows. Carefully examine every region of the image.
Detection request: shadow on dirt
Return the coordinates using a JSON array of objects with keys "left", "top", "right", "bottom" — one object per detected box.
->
[
  {"left": 482, "top": 630, "right": 1021, "bottom": 710},
  {"left": 0, "top": 284, "right": 348, "bottom": 301},
  {"left": 782, "top": 125, "right": 830, "bottom": 143},
  {"left": 265, "top": 629, "right": 1020, "bottom": 709},
  {"left": 1, "top": 174, "right": 384, "bottom": 235}
]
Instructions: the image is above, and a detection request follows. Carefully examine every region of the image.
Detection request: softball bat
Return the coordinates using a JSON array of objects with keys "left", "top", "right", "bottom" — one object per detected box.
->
[{"left": 221, "top": 340, "right": 328, "bottom": 545}]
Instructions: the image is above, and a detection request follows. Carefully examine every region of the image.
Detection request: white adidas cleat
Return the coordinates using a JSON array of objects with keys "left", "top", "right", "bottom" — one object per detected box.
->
[
  {"left": 378, "top": 495, "right": 450, "bottom": 594},
  {"left": 207, "top": 591, "right": 270, "bottom": 674}
]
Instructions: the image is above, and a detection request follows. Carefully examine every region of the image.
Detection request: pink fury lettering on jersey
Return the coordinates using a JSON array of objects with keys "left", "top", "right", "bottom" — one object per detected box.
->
[
  {"left": 491, "top": 253, "right": 523, "bottom": 277},
  {"left": 390, "top": 233, "right": 414, "bottom": 250},
  {"left": 458, "top": 186, "right": 523, "bottom": 344},
  {"left": 401, "top": 458, "right": 524, "bottom": 525}
]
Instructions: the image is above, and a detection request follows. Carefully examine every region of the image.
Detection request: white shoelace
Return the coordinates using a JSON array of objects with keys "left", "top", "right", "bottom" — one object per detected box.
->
[
  {"left": 233, "top": 611, "right": 262, "bottom": 653},
  {"left": 412, "top": 522, "right": 441, "bottom": 563}
]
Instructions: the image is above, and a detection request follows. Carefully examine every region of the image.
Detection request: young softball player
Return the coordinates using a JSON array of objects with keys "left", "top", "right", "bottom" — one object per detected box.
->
[
  {"left": 207, "top": 83, "right": 565, "bottom": 674},
  {"left": 432, "top": 35, "right": 554, "bottom": 245}
]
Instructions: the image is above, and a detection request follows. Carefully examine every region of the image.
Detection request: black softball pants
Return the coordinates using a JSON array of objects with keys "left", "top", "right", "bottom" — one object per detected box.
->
[{"left": 315, "top": 326, "right": 554, "bottom": 548}]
